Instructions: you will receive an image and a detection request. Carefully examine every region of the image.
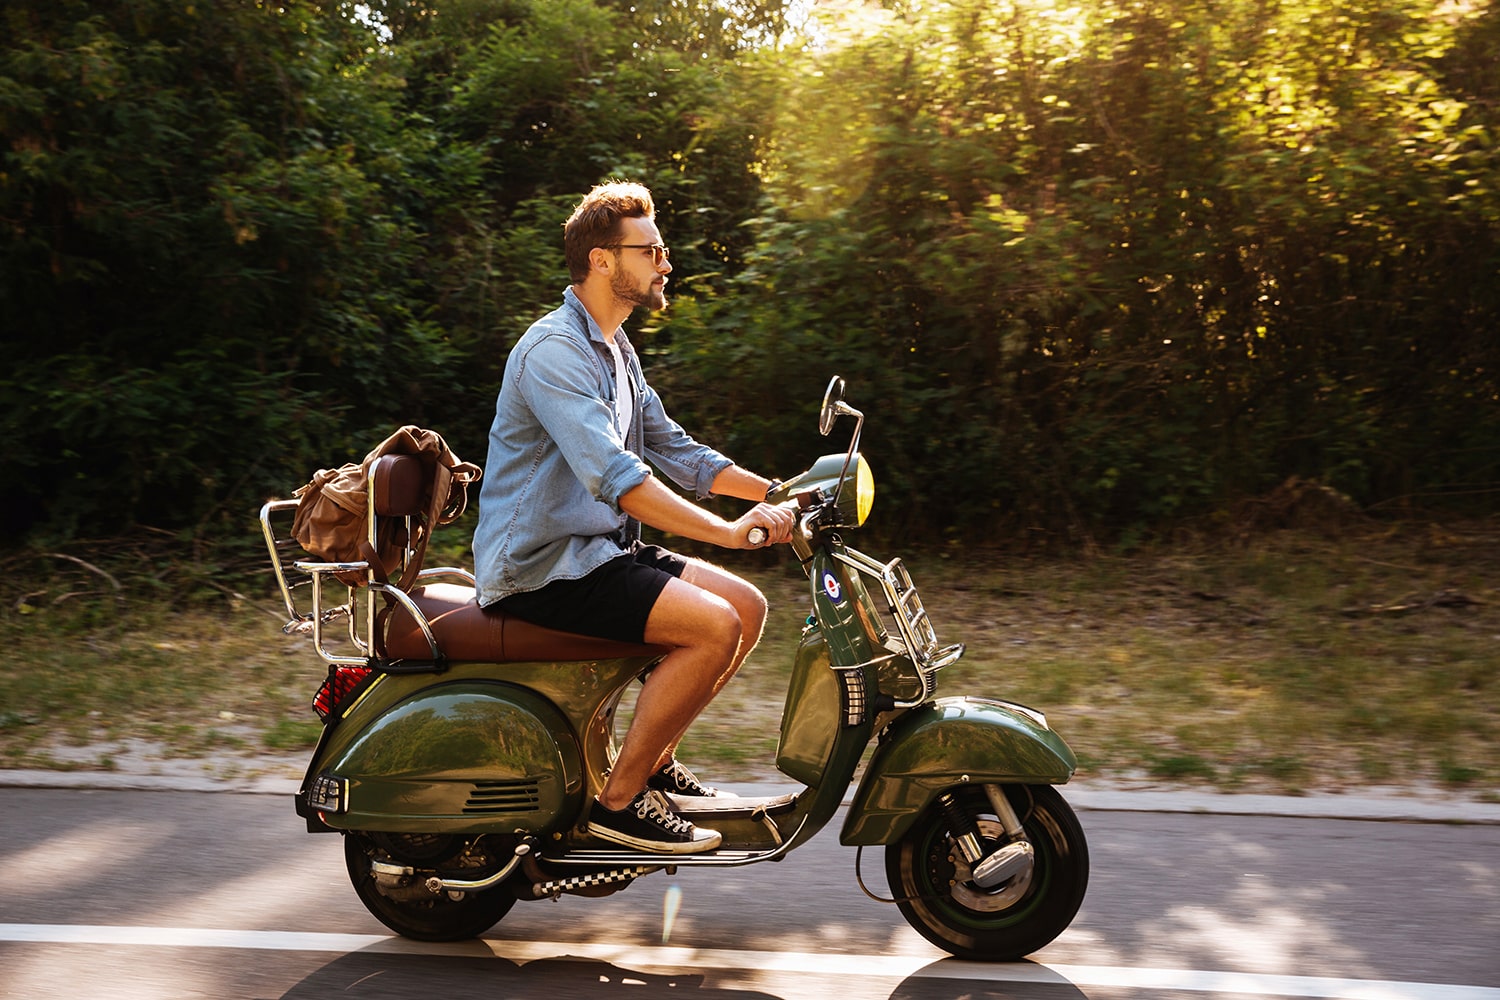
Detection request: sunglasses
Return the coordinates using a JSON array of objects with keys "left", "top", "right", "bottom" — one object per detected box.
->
[{"left": 600, "top": 243, "right": 671, "bottom": 266}]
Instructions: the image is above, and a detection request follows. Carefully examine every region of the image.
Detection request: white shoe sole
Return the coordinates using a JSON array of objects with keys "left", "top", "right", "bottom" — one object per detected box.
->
[{"left": 585, "top": 822, "right": 723, "bottom": 854}]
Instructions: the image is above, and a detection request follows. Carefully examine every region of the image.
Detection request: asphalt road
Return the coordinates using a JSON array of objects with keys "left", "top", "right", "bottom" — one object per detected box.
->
[{"left": 1, "top": 780, "right": 1497, "bottom": 1000}]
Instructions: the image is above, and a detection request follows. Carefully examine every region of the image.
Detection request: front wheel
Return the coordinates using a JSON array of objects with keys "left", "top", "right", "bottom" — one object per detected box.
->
[
  {"left": 344, "top": 831, "right": 518, "bottom": 941},
  {"left": 885, "top": 783, "right": 1088, "bottom": 961}
]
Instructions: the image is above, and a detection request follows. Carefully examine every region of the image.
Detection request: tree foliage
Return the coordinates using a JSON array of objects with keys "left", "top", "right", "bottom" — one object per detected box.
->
[
  {"left": 1, "top": 0, "right": 1495, "bottom": 557},
  {"left": 659, "top": 0, "right": 1500, "bottom": 543},
  {"left": 1, "top": 0, "right": 461, "bottom": 543}
]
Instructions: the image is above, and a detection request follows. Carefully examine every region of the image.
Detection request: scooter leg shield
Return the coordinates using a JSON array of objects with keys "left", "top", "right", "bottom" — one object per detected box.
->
[{"left": 840, "top": 696, "right": 1077, "bottom": 846}]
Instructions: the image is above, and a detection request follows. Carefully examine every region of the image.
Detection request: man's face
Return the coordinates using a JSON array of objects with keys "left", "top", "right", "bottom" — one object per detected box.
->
[{"left": 608, "top": 216, "right": 671, "bottom": 313}]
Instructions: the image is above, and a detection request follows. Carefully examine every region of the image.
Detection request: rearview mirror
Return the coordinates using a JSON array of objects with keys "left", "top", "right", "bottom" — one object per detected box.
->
[{"left": 819, "top": 375, "right": 847, "bottom": 437}]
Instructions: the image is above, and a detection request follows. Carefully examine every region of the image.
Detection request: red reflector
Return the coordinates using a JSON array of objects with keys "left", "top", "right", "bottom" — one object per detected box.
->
[{"left": 312, "top": 664, "right": 373, "bottom": 720}]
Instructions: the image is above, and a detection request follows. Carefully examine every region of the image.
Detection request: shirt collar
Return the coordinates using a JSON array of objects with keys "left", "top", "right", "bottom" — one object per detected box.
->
[{"left": 563, "top": 285, "right": 623, "bottom": 347}]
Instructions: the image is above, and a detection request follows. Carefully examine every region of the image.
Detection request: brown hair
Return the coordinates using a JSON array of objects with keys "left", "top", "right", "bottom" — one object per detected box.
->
[{"left": 563, "top": 182, "right": 656, "bottom": 283}]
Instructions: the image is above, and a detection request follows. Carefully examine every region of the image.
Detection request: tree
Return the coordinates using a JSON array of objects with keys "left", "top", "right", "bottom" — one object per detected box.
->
[
  {"left": 0, "top": 0, "right": 466, "bottom": 542},
  {"left": 2, "top": 0, "right": 1494, "bottom": 558},
  {"left": 669, "top": 0, "right": 1500, "bottom": 542}
]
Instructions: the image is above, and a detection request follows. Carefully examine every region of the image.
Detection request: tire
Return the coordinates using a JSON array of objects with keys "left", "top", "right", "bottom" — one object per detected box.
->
[
  {"left": 884, "top": 783, "right": 1088, "bottom": 961},
  {"left": 344, "top": 832, "right": 518, "bottom": 941}
]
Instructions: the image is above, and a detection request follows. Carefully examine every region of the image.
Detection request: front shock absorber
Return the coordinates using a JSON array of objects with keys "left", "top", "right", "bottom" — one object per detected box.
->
[
  {"left": 938, "top": 791, "right": 987, "bottom": 868},
  {"left": 938, "top": 789, "right": 1035, "bottom": 890}
]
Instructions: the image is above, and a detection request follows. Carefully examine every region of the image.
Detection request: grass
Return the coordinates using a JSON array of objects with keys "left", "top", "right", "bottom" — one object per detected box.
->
[{"left": 1, "top": 519, "right": 1496, "bottom": 798}]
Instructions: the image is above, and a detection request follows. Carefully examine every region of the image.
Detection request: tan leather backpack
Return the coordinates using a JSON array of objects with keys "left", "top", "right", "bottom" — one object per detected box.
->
[{"left": 290, "top": 425, "right": 481, "bottom": 589}]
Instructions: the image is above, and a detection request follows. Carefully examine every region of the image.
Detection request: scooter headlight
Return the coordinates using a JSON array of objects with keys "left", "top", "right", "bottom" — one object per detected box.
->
[{"left": 838, "top": 454, "right": 874, "bottom": 527}]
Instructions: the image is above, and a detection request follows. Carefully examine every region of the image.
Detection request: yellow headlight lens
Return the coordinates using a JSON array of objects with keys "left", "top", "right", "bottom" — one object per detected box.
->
[{"left": 855, "top": 455, "right": 875, "bottom": 526}]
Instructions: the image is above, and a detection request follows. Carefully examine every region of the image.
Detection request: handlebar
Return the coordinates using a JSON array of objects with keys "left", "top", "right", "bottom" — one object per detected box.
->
[{"left": 747, "top": 526, "right": 768, "bottom": 546}]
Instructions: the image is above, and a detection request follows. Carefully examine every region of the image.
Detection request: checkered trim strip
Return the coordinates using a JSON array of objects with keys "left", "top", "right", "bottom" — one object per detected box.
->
[{"left": 531, "top": 866, "right": 656, "bottom": 898}]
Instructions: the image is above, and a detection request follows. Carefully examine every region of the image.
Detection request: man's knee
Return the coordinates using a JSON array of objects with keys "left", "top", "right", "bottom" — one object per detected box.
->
[
  {"left": 645, "top": 579, "right": 742, "bottom": 654},
  {"left": 747, "top": 583, "right": 769, "bottom": 624},
  {"left": 687, "top": 563, "right": 767, "bottom": 634},
  {"left": 704, "top": 581, "right": 762, "bottom": 652},
  {"left": 700, "top": 600, "right": 744, "bottom": 658},
  {"left": 735, "top": 583, "right": 768, "bottom": 639}
]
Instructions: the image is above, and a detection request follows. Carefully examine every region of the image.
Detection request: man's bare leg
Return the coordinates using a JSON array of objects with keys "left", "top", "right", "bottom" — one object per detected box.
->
[
  {"left": 649, "top": 560, "right": 767, "bottom": 772},
  {"left": 597, "top": 576, "right": 743, "bottom": 811}
]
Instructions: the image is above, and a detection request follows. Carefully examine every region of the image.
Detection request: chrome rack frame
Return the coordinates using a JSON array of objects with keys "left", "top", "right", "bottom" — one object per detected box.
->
[
  {"left": 832, "top": 546, "right": 965, "bottom": 707},
  {"left": 258, "top": 492, "right": 472, "bottom": 668}
]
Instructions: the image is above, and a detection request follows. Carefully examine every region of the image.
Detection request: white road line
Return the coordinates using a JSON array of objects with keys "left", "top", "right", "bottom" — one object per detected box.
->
[{"left": 0, "top": 924, "right": 1495, "bottom": 1000}]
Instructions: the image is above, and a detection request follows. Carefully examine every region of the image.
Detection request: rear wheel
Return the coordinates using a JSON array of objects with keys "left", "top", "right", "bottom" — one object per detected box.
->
[
  {"left": 344, "top": 832, "right": 518, "bottom": 941},
  {"left": 885, "top": 784, "right": 1088, "bottom": 961}
]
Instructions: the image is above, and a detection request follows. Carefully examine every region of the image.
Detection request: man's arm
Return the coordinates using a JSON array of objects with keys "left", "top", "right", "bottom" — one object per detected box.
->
[
  {"left": 708, "top": 465, "right": 777, "bottom": 503},
  {"left": 619, "top": 473, "right": 793, "bottom": 549}
]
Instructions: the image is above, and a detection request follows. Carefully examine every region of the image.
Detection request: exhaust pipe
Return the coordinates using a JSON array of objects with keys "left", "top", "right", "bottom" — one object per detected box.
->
[{"left": 370, "top": 840, "right": 532, "bottom": 897}]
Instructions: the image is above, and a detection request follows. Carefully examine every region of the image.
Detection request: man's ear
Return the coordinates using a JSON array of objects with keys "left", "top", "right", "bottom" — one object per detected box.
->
[{"left": 588, "top": 247, "right": 614, "bottom": 275}]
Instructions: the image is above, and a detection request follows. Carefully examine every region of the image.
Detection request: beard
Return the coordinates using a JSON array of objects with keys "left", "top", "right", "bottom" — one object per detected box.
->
[{"left": 611, "top": 269, "right": 667, "bottom": 312}]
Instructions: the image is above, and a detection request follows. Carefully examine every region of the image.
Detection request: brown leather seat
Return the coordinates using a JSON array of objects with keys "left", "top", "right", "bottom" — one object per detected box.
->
[{"left": 383, "top": 582, "right": 667, "bottom": 663}]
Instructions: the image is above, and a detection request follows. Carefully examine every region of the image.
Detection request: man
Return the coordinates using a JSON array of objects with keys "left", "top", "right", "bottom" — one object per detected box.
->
[{"left": 472, "top": 182, "right": 795, "bottom": 855}]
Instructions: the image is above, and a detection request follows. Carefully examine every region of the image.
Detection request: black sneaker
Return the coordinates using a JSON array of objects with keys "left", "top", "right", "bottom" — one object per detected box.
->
[
  {"left": 647, "top": 758, "right": 734, "bottom": 798},
  {"left": 586, "top": 790, "right": 722, "bottom": 854}
]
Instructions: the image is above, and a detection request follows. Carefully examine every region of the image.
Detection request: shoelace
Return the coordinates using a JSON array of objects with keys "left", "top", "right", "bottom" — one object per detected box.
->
[
  {"left": 664, "top": 760, "right": 714, "bottom": 794},
  {"left": 633, "top": 790, "right": 693, "bottom": 836}
]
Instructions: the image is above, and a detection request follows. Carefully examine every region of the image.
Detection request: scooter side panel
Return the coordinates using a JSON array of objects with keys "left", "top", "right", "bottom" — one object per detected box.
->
[
  {"left": 322, "top": 679, "right": 580, "bottom": 835},
  {"left": 839, "top": 697, "right": 1077, "bottom": 845}
]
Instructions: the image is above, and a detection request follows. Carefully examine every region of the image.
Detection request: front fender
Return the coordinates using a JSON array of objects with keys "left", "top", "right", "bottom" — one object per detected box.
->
[{"left": 840, "top": 697, "right": 1076, "bottom": 845}]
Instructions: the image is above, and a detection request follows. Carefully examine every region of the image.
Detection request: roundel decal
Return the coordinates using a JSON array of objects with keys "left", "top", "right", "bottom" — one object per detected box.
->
[{"left": 822, "top": 571, "right": 843, "bottom": 603}]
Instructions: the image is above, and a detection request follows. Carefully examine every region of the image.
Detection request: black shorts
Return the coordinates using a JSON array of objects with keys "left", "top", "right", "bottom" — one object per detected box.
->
[{"left": 493, "top": 543, "right": 687, "bottom": 643}]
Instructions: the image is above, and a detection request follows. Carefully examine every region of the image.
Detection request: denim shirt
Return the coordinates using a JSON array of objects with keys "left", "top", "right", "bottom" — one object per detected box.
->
[{"left": 472, "top": 286, "right": 733, "bottom": 605}]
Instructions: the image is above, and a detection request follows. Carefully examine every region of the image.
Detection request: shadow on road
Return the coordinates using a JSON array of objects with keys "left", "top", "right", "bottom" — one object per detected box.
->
[
  {"left": 276, "top": 948, "right": 1092, "bottom": 1000},
  {"left": 277, "top": 946, "right": 782, "bottom": 999},
  {"left": 887, "top": 959, "right": 1090, "bottom": 999}
]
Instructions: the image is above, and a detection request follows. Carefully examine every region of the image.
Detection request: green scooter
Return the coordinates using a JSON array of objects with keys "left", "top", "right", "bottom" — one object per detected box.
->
[{"left": 258, "top": 376, "right": 1088, "bottom": 962}]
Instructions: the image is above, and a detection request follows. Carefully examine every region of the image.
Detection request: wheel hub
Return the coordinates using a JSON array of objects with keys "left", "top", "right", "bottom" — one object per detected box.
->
[{"left": 947, "top": 819, "right": 1033, "bottom": 911}]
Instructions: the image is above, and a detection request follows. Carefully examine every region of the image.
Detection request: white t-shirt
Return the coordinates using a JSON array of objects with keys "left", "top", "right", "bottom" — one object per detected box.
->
[{"left": 606, "top": 336, "right": 633, "bottom": 440}]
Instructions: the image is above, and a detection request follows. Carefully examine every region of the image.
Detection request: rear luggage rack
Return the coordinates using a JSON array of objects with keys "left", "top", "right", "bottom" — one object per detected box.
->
[{"left": 259, "top": 487, "right": 471, "bottom": 670}]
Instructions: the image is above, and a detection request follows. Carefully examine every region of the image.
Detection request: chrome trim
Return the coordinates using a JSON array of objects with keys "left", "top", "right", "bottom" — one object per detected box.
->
[
  {"left": 368, "top": 842, "right": 534, "bottom": 895},
  {"left": 307, "top": 774, "right": 347, "bottom": 813},
  {"left": 294, "top": 559, "right": 370, "bottom": 667},
  {"left": 972, "top": 839, "right": 1035, "bottom": 889},
  {"left": 975, "top": 784, "right": 1034, "bottom": 889},
  {"left": 371, "top": 582, "right": 440, "bottom": 660},
  {"left": 258, "top": 499, "right": 304, "bottom": 624},
  {"left": 418, "top": 566, "right": 475, "bottom": 585},
  {"left": 427, "top": 842, "right": 532, "bottom": 893},
  {"left": 984, "top": 783, "right": 1027, "bottom": 839}
]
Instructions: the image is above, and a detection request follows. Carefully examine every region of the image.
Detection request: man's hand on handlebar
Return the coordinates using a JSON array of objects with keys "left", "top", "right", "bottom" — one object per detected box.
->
[{"left": 736, "top": 501, "right": 795, "bottom": 549}]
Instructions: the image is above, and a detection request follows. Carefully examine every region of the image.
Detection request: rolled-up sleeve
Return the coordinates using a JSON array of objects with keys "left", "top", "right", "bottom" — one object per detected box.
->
[
  {"left": 518, "top": 333, "right": 653, "bottom": 512},
  {"left": 638, "top": 378, "right": 734, "bottom": 499}
]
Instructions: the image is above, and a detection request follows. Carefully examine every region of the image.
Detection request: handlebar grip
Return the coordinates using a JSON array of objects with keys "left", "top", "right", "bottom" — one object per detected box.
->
[{"left": 747, "top": 526, "right": 768, "bottom": 546}]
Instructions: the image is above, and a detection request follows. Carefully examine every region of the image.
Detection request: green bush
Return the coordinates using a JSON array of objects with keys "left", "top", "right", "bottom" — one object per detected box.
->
[{"left": 2, "top": 0, "right": 1495, "bottom": 561}]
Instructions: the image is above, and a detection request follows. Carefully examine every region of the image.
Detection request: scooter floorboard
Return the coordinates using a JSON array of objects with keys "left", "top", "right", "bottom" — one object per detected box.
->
[
  {"left": 665, "top": 790, "right": 799, "bottom": 819},
  {"left": 540, "top": 846, "right": 782, "bottom": 868},
  {"left": 542, "top": 807, "right": 811, "bottom": 868}
]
